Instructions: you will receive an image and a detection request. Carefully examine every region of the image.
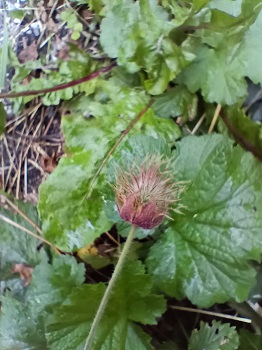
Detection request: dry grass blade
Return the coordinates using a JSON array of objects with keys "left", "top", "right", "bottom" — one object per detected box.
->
[
  {"left": 191, "top": 113, "right": 206, "bottom": 135},
  {"left": 0, "top": 212, "right": 61, "bottom": 255},
  {"left": 1, "top": 152, "right": 4, "bottom": 188},
  {"left": 104, "top": 231, "right": 120, "bottom": 247},
  {"left": 0, "top": 193, "right": 42, "bottom": 235},
  {"left": 208, "top": 104, "right": 222, "bottom": 134},
  {"left": 170, "top": 305, "right": 252, "bottom": 323},
  {"left": 3, "top": 134, "right": 17, "bottom": 189}
]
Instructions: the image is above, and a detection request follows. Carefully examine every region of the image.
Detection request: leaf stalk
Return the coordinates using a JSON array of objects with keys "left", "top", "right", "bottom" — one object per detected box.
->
[{"left": 0, "top": 63, "right": 116, "bottom": 99}]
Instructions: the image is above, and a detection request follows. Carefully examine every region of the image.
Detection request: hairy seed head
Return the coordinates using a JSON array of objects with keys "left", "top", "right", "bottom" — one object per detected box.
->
[{"left": 115, "top": 155, "right": 184, "bottom": 229}]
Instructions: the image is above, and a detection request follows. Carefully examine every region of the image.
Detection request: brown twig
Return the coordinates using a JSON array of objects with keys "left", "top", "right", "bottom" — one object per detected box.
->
[{"left": 0, "top": 63, "right": 116, "bottom": 99}]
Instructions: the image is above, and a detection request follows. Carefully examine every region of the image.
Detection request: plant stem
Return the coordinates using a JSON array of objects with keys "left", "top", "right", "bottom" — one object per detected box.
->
[
  {"left": 84, "top": 225, "right": 136, "bottom": 350},
  {"left": 83, "top": 98, "right": 155, "bottom": 201},
  {"left": 0, "top": 63, "right": 116, "bottom": 99}
]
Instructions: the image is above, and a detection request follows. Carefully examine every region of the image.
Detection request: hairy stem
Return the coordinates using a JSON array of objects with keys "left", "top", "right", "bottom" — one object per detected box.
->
[
  {"left": 84, "top": 225, "right": 136, "bottom": 350},
  {"left": 83, "top": 98, "right": 155, "bottom": 202}
]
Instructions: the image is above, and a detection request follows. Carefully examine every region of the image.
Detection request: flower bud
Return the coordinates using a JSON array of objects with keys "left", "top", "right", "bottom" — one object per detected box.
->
[{"left": 115, "top": 155, "right": 183, "bottom": 229}]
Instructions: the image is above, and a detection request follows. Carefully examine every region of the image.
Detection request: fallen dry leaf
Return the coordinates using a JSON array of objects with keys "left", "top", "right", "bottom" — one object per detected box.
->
[
  {"left": 40, "top": 152, "right": 60, "bottom": 173},
  {"left": 12, "top": 263, "right": 33, "bottom": 286},
  {"left": 57, "top": 44, "right": 70, "bottom": 60},
  {"left": 18, "top": 41, "right": 38, "bottom": 63}
]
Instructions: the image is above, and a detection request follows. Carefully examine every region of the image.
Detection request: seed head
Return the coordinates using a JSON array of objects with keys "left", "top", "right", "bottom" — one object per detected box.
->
[{"left": 115, "top": 155, "right": 184, "bottom": 229}]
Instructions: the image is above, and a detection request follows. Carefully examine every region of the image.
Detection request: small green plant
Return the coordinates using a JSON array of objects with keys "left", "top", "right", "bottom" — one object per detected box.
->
[{"left": 61, "top": 8, "right": 83, "bottom": 40}]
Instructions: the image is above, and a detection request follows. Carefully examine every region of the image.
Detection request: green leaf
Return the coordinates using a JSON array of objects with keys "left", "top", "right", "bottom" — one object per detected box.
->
[
  {"left": 26, "top": 255, "right": 86, "bottom": 312},
  {"left": 11, "top": 49, "right": 95, "bottom": 107},
  {"left": 71, "top": 31, "right": 81, "bottom": 40},
  {"left": 222, "top": 105, "right": 262, "bottom": 159},
  {"left": 193, "top": 0, "right": 210, "bottom": 10},
  {"left": 0, "top": 255, "right": 84, "bottom": 349},
  {"left": 0, "top": 295, "right": 48, "bottom": 349},
  {"left": 152, "top": 86, "right": 197, "bottom": 120},
  {"left": 162, "top": 0, "right": 210, "bottom": 27},
  {"left": 177, "top": 1, "right": 262, "bottom": 105},
  {"left": 0, "top": 195, "right": 47, "bottom": 298},
  {"left": 0, "top": 102, "right": 6, "bottom": 135},
  {"left": 100, "top": 0, "right": 192, "bottom": 94},
  {"left": 61, "top": 9, "right": 72, "bottom": 22},
  {"left": 188, "top": 321, "right": 239, "bottom": 350},
  {"left": 179, "top": 37, "right": 247, "bottom": 105},
  {"left": 100, "top": 0, "right": 170, "bottom": 60},
  {"left": 239, "top": 329, "right": 262, "bottom": 350},
  {"left": 249, "top": 264, "right": 262, "bottom": 303},
  {"left": 74, "top": 22, "right": 83, "bottom": 32},
  {"left": 46, "top": 261, "right": 166, "bottom": 350},
  {"left": 85, "top": 0, "right": 104, "bottom": 15},
  {"left": 198, "top": 0, "right": 261, "bottom": 49},
  {"left": 38, "top": 129, "right": 113, "bottom": 250},
  {"left": 209, "top": 0, "right": 243, "bottom": 16},
  {"left": 243, "top": 10, "right": 262, "bottom": 85},
  {"left": 38, "top": 89, "right": 180, "bottom": 251},
  {"left": 10, "top": 9, "right": 25, "bottom": 20},
  {"left": 146, "top": 134, "right": 262, "bottom": 307},
  {"left": 61, "top": 9, "right": 83, "bottom": 34}
]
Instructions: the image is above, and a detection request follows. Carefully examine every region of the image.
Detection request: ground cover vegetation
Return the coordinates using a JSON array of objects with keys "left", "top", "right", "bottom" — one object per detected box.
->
[{"left": 0, "top": 0, "right": 262, "bottom": 349}]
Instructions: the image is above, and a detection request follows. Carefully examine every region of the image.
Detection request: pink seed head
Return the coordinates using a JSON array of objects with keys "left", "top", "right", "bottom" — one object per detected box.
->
[{"left": 115, "top": 155, "right": 183, "bottom": 229}]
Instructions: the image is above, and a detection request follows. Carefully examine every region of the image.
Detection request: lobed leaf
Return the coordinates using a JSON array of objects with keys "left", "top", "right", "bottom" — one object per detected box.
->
[
  {"left": 242, "top": 10, "right": 262, "bottom": 86},
  {"left": 25, "top": 255, "right": 86, "bottom": 312},
  {"left": 0, "top": 296, "right": 48, "bottom": 349},
  {"left": 188, "top": 321, "right": 239, "bottom": 350},
  {"left": 179, "top": 38, "right": 247, "bottom": 105},
  {"left": 0, "top": 256, "right": 85, "bottom": 349},
  {"left": 0, "top": 196, "right": 47, "bottom": 298},
  {"left": 152, "top": 86, "right": 197, "bottom": 120},
  {"left": 100, "top": 0, "right": 193, "bottom": 94},
  {"left": 146, "top": 134, "right": 262, "bottom": 307},
  {"left": 221, "top": 105, "right": 262, "bottom": 160},
  {"left": 45, "top": 261, "right": 165, "bottom": 350},
  {"left": 177, "top": 1, "right": 262, "bottom": 105}
]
